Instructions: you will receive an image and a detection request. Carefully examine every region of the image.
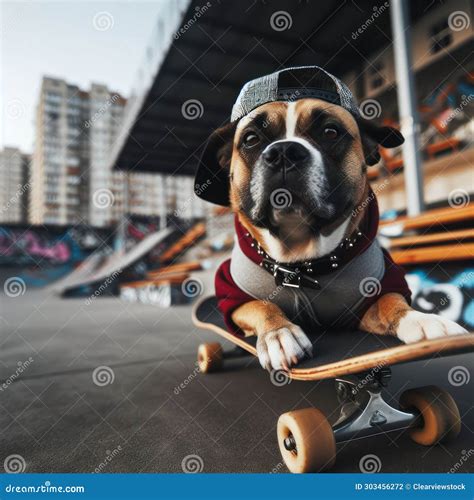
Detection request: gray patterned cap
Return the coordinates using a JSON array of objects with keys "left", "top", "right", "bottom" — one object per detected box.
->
[{"left": 231, "top": 65, "right": 360, "bottom": 122}]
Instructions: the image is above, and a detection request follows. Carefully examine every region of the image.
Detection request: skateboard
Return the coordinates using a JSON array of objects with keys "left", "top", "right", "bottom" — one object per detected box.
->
[{"left": 193, "top": 296, "right": 474, "bottom": 473}]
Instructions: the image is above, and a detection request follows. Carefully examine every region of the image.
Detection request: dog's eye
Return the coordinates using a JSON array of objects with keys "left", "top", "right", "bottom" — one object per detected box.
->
[
  {"left": 323, "top": 127, "right": 338, "bottom": 140},
  {"left": 242, "top": 132, "right": 260, "bottom": 148}
]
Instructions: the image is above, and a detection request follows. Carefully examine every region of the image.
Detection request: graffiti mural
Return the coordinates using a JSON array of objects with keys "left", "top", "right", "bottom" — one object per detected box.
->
[
  {"left": 0, "top": 229, "right": 72, "bottom": 263},
  {"left": 0, "top": 225, "right": 112, "bottom": 287},
  {"left": 407, "top": 266, "right": 474, "bottom": 330}
]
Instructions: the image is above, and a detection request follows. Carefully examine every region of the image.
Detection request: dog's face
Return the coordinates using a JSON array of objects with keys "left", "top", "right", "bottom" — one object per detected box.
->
[
  {"left": 232, "top": 100, "right": 368, "bottom": 235},
  {"left": 198, "top": 98, "right": 403, "bottom": 259}
]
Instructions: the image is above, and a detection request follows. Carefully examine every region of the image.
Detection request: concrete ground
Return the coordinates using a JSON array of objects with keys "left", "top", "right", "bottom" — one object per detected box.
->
[{"left": 1, "top": 292, "right": 473, "bottom": 473}]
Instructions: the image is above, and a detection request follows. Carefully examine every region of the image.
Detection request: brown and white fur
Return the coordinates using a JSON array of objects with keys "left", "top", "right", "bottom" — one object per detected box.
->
[{"left": 206, "top": 99, "right": 467, "bottom": 371}]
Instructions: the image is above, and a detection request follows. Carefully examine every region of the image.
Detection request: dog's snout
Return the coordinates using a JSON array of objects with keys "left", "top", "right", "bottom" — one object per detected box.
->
[{"left": 262, "top": 141, "right": 310, "bottom": 170}]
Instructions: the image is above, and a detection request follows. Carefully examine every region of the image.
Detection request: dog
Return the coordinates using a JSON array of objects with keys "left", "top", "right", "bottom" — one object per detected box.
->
[{"left": 194, "top": 66, "right": 468, "bottom": 371}]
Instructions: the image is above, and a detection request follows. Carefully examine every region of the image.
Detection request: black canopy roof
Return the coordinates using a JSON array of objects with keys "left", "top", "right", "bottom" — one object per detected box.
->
[{"left": 111, "top": 0, "right": 432, "bottom": 176}]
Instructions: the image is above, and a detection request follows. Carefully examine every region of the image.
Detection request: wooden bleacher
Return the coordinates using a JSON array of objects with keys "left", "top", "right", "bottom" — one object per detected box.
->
[
  {"left": 380, "top": 204, "right": 474, "bottom": 231},
  {"left": 391, "top": 243, "right": 474, "bottom": 266},
  {"left": 386, "top": 228, "right": 474, "bottom": 248},
  {"left": 382, "top": 203, "right": 474, "bottom": 266},
  {"left": 159, "top": 223, "right": 206, "bottom": 263},
  {"left": 147, "top": 261, "right": 202, "bottom": 279},
  {"left": 426, "top": 137, "right": 461, "bottom": 160}
]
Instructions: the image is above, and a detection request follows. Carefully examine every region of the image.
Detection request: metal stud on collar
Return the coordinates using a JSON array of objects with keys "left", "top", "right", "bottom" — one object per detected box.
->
[{"left": 245, "top": 227, "right": 362, "bottom": 289}]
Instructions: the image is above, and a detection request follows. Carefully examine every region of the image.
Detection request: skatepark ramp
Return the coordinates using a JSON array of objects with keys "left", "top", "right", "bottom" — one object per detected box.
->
[{"left": 46, "top": 227, "right": 173, "bottom": 295}]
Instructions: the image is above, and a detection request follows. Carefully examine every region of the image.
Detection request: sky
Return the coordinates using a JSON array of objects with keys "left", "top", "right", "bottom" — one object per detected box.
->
[{"left": 1, "top": 0, "right": 165, "bottom": 152}]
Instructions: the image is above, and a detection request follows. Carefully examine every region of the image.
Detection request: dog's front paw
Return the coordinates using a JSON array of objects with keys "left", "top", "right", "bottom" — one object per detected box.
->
[
  {"left": 256, "top": 324, "right": 313, "bottom": 371},
  {"left": 396, "top": 311, "right": 468, "bottom": 344}
]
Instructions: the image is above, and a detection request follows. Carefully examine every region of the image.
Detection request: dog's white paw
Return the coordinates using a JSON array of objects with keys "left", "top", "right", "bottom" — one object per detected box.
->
[
  {"left": 396, "top": 311, "right": 468, "bottom": 344},
  {"left": 256, "top": 324, "right": 312, "bottom": 371}
]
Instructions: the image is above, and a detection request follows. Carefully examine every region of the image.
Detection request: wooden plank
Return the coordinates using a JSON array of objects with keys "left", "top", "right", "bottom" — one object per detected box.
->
[
  {"left": 160, "top": 223, "right": 206, "bottom": 262},
  {"left": 380, "top": 204, "right": 474, "bottom": 230},
  {"left": 387, "top": 228, "right": 474, "bottom": 248},
  {"left": 148, "top": 261, "right": 202, "bottom": 278},
  {"left": 391, "top": 242, "right": 474, "bottom": 265}
]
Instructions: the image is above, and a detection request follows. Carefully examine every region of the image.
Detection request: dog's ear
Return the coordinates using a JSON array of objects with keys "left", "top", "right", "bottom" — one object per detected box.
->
[
  {"left": 357, "top": 117, "right": 404, "bottom": 166},
  {"left": 194, "top": 122, "right": 237, "bottom": 206}
]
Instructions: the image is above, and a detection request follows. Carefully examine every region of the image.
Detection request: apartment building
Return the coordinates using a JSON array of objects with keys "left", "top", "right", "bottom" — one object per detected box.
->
[
  {"left": 0, "top": 147, "right": 30, "bottom": 224},
  {"left": 29, "top": 77, "right": 207, "bottom": 228},
  {"left": 30, "top": 77, "right": 127, "bottom": 227}
]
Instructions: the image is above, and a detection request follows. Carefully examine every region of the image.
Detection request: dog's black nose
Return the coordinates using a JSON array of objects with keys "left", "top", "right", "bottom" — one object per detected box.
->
[{"left": 262, "top": 141, "right": 310, "bottom": 170}]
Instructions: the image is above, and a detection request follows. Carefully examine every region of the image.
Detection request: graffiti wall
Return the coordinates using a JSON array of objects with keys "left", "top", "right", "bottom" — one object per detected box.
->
[
  {"left": 0, "top": 225, "right": 112, "bottom": 287},
  {"left": 407, "top": 263, "right": 474, "bottom": 331}
]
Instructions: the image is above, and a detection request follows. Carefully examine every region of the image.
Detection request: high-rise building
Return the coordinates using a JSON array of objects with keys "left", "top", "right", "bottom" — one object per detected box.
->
[
  {"left": 87, "top": 83, "right": 128, "bottom": 227},
  {"left": 30, "top": 77, "right": 127, "bottom": 227},
  {"left": 0, "top": 147, "right": 30, "bottom": 224},
  {"left": 30, "top": 76, "right": 208, "bottom": 228}
]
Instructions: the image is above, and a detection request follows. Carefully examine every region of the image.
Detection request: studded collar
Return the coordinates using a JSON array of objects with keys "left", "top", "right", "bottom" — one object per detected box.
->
[{"left": 234, "top": 191, "right": 380, "bottom": 290}]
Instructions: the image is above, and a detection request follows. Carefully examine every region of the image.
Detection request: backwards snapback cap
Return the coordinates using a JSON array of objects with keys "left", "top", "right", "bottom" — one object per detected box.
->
[
  {"left": 231, "top": 65, "right": 360, "bottom": 122},
  {"left": 195, "top": 66, "right": 402, "bottom": 206}
]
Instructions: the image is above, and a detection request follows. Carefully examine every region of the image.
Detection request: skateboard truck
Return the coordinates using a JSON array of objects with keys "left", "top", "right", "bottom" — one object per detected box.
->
[
  {"left": 282, "top": 367, "right": 419, "bottom": 454},
  {"left": 332, "top": 368, "right": 419, "bottom": 443}
]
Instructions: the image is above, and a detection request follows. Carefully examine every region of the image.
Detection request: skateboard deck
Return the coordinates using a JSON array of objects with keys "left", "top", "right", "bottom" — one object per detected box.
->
[{"left": 193, "top": 296, "right": 474, "bottom": 381}]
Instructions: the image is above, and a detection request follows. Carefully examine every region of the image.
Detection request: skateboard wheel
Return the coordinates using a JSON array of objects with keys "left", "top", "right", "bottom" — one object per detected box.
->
[
  {"left": 400, "top": 385, "right": 461, "bottom": 446},
  {"left": 277, "top": 408, "right": 336, "bottom": 473},
  {"left": 197, "top": 342, "right": 223, "bottom": 373}
]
